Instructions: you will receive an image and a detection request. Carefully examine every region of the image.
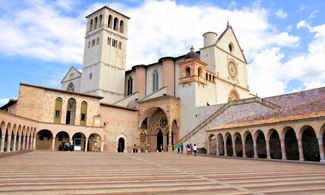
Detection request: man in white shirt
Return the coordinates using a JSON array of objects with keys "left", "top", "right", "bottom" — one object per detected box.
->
[{"left": 193, "top": 144, "right": 197, "bottom": 156}]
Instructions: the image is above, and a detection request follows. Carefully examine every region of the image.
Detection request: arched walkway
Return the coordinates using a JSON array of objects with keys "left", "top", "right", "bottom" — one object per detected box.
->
[
  {"left": 269, "top": 130, "right": 282, "bottom": 159},
  {"left": 255, "top": 130, "right": 267, "bottom": 158},
  {"left": 88, "top": 133, "right": 102, "bottom": 152},
  {"left": 284, "top": 127, "right": 299, "bottom": 160},
  {"left": 245, "top": 133, "right": 254, "bottom": 158},
  {"left": 117, "top": 137, "right": 125, "bottom": 153},
  {"left": 36, "top": 130, "right": 53, "bottom": 150},
  {"left": 55, "top": 131, "right": 70, "bottom": 151},
  {"left": 234, "top": 133, "right": 243, "bottom": 157},
  {"left": 226, "top": 134, "right": 233, "bottom": 156},
  {"left": 301, "top": 126, "right": 320, "bottom": 162},
  {"left": 217, "top": 134, "right": 224, "bottom": 156}
]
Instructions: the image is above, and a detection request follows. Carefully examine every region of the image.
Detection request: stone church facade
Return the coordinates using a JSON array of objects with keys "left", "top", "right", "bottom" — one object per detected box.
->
[{"left": 1, "top": 6, "right": 325, "bottom": 162}]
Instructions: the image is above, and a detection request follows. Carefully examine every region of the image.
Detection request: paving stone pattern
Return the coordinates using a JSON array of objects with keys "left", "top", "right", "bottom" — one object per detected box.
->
[{"left": 0, "top": 151, "right": 325, "bottom": 194}]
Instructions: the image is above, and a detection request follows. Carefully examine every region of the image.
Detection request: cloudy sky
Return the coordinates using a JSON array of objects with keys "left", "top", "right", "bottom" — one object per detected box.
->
[{"left": 1, "top": 0, "right": 325, "bottom": 106}]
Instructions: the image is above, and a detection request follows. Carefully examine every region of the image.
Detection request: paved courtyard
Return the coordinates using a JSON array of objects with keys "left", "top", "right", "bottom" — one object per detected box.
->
[{"left": 0, "top": 152, "right": 325, "bottom": 194}]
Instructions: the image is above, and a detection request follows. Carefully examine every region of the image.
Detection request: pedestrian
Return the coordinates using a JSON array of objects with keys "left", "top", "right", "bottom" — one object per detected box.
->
[
  {"left": 181, "top": 143, "right": 184, "bottom": 154},
  {"left": 186, "top": 144, "right": 190, "bottom": 155},
  {"left": 193, "top": 144, "right": 197, "bottom": 156},
  {"left": 160, "top": 144, "right": 163, "bottom": 152},
  {"left": 133, "top": 144, "right": 136, "bottom": 153},
  {"left": 177, "top": 144, "right": 180, "bottom": 154},
  {"left": 190, "top": 143, "right": 193, "bottom": 155}
]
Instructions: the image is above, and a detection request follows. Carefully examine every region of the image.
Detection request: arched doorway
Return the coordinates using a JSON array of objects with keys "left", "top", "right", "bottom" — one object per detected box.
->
[
  {"left": 284, "top": 127, "right": 299, "bottom": 160},
  {"left": 226, "top": 134, "right": 233, "bottom": 156},
  {"left": 66, "top": 98, "right": 76, "bottom": 125},
  {"left": 157, "top": 130, "right": 163, "bottom": 152},
  {"left": 89, "top": 133, "right": 101, "bottom": 152},
  {"left": 36, "top": 130, "right": 53, "bottom": 150},
  {"left": 256, "top": 131, "right": 267, "bottom": 158},
  {"left": 245, "top": 133, "right": 254, "bottom": 158},
  {"left": 72, "top": 133, "right": 86, "bottom": 151},
  {"left": 208, "top": 134, "right": 216, "bottom": 155},
  {"left": 234, "top": 133, "right": 243, "bottom": 157},
  {"left": 55, "top": 131, "right": 70, "bottom": 151},
  {"left": 301, "top": 126, "right": 320, "bottom": 161},
  {"left": 118, "top": 137, "right": 125, "bottom": 152},
  {"left": 217, "top": 134, "right": 224, "bottom": 156},
  {"left": 269, "top": 130, "right": 282, "bottom": 159}
]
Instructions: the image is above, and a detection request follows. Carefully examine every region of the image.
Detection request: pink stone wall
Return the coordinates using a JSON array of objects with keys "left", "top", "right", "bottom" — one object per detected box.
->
[
  {"left": 135, "top": 66, "right": 146, "bottom": 98},
  {"left": 162, "top": 59, "right": 175, "bottom": 96}
]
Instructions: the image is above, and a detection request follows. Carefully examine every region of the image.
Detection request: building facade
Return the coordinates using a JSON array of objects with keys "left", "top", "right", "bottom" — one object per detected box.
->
[{"left": 1, "top": 6, "right": 325, "bottom": 163}]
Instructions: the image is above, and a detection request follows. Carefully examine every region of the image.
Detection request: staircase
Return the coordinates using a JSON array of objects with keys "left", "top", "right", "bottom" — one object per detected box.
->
[{"left": 176, "top": 97, "right": 280, "bottom": 146}]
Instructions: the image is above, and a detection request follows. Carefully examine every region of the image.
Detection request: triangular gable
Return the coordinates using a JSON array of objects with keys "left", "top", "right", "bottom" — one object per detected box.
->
[
  {"left": 216, "top": 25, "right": 247, "bottom": 63},
  {"left": 61, "top": 66, "right": 82, "bottom": 83}
]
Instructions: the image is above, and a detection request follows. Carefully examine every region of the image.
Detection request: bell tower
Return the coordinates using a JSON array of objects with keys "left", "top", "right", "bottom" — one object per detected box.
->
[{"left": 80, "top": 6, "right": 129, "bottom": 103}]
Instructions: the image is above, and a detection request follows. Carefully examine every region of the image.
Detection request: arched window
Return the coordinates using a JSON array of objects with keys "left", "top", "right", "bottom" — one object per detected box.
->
[
  {"left": 54, "top": 97, "right": 62, "bottom": 124},
  {"left": 80, "top": 101, "right": 87, "bottom": 126},
  {"left": 229, "top": 42, "right": 234, "bottom": 52},
  {"left": 66, "top": 98, "right": 76, "bottom": 125},
  {"left": 89, "top": 19, "right": 93, "bottom": 31},
  {"left": 67, "top": 82, "right": 74, "bottom": 92},
  {"left": 198, "top": 68, "right": 202, "bottom": 78},
  {"left": 206, "top": 72, "right": 208, "bottom": 80},
  {"left": 113, "top": 17, "right": 119, "bottom": 31},
  {"left": 118, "top": 41, "right": 122, "bottom": 49},
  {"left": 99, "top": 14, "right": 102, "bottom": 27},
  {"left": 127, "top": 77, "right": 133, "bottom": 95},
  {"left": 153, "top": 71, "right": 159, "bottom": 92},
  {"left": 120, "top": 20, "right": 124, "bottom": 33},
  {"left": 94, "top": 17, "right": 98, "bottom": 29},
  {"left": 108, "top": 15, "right": 112, "bottom": 28},
  {"left": 186, "top": 67, "right": 191, "bottom": 78}
]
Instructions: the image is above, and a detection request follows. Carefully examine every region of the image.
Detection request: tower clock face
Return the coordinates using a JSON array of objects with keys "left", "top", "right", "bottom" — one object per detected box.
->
[{"left": 228, "top": 62, "right": 237, "bottom": 78}]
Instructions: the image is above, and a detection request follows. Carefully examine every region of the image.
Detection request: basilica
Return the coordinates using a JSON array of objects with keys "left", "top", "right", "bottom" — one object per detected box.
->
[{"left": 1, "top": 6, "right": 325, "bottom": 163}]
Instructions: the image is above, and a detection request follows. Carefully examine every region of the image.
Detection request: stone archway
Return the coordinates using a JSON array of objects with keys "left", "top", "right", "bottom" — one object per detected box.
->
[
  {"left": 55, "top": 131, "right": 70, "bottom": 151},
  {"left": 245, "top": 133, "right": 254, "bottom": 158},
  {"left": 284, "top": 127, "right": 299, "bottom": 160},
  {"left": 226, "top": 134, "right": 233, "bottom": 156},
  {"left": 269, "top": 130, "right": 282, "bottom": 159},
  {"left": 117, "top": 137, "right": 125, "bottom": 153},
  {"left": 89, "top": 133, "right": 102, "bottom": 152},
  {"left": 208, "top": 134, "right": 216, "bottom": 155},
  {"left": 301, "top": 126, "right": 320, "bottom": 162},
  {"left": 72, "top": 133, "right": 86, "bottom": 151},
  {"left": 36, "top": 130, "right": 53, "bottom": 150},
  {"left": 255, "top": 130, "right": 267, "bottom": 158},
  {"left": 234, "top": 133, "right": 243, "bottom": 157},
  {"left": 217, "top": 134, "right": 224, "bottom": 156}
]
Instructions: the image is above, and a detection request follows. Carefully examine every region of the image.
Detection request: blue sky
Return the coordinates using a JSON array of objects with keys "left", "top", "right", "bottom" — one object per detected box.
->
[{"left": 1, "top": 0, "right": 325, "bottom": 105}]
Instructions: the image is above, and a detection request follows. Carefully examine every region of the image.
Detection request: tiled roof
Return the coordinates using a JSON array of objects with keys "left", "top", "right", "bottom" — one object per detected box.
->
[{"left": 208, "top": 110, "right": 325, "bottom": 131}]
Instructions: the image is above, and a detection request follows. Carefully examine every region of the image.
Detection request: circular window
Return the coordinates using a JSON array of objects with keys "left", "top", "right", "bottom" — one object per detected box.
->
[
  {"left": 160, "top": 117, "right": 168, "bottom": 128},
  {"left": 228, "top": 61, "right": 237, "bottom": 79}
]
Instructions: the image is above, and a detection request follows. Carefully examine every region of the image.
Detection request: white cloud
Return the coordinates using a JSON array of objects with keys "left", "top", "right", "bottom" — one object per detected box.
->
[
  {"left": 309, "top": 9, "right": 318, "bottom": 19},
  {"left": 0, "top": 0, "right": 85, "bottom": 64},
  {"left": 0, "top": 98, "right": 9, "bottom": 105},
  {"left": 276, "top": 8, "right": 287, "bottom": 19}
]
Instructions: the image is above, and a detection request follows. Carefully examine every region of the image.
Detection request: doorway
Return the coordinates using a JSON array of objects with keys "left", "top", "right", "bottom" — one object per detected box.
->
[
  {"left": 157, "top": 130, "right": 163, "bottom": 152},
  {"left": 118, "top": 138, "right": 125, "bottom": 152}
]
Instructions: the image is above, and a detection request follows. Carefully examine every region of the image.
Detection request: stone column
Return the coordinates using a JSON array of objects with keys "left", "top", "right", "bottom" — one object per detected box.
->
[
  {"left": 298, "top": 139, "right": 304, "bottom": 161},
  {"left": 33, "top": 136, "right": 36, "bottom": 150},
  {"left": 318, "top": 137, "right": 325, "bottom": 163},
  {"left": 29, "top": 136, "right": 33, "bottom": 150},
  {"left": 17, "top": 134, "right": 21, "bottom": 151},
  {"left": 232, "top": 140, "right": 236, "bottom": 157},
  {"left": 216, "top": 141, "right": 219, "bottom": 156},
  {"left": 224, "top": 141, "right": 228, "bottom": 156},
  {"left": 280, "top": 139, "right": 286, "bottom": 160},
  {"left": 266, "top": 139, "right": 271, "bottom": 159},
  {"left": 12, "top": 135, "right": 17, "bottom": 152},
  {"left": 242, "top": 141, "right": 246, "bottom": 158},
  {"left": 0, "top": 136, "right": 4, "bottom": 152},
  {"left": 85, "top": 138, "right": 88, "bottom": 152},
  {"left": 168, "top": 125, "right": 172, "bottom": 152},
  {"left": 6, "top": 134, "right": 11, "bottom": 152},
  {"left": 26, "top": 136, "right": 30, "bottom": 150},
  {"left": 51, "top": 138, "right": 55, "bottom": 151},
  {"left": 22, "top": 135, "right": 26, "bottom": 150},
  {"left": 100, "top": 142, "right": 104, "bottom": 152},
  {"left": 253, "top": 139, "right": 258, "bottom": 158}
]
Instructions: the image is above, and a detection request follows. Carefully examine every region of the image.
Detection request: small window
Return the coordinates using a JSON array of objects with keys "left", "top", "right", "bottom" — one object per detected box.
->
[
  {"left": 186, "top": 67, "right": 191, "bottom": 77},
  {"left": 81, "top": 113, "right": 86, "bottom": 121},
  {"left": 88, "top": 41, "right": 90, "bottom": 48},
  {"left": 107, "top": 37, "right": 111, "bottom": 45},
  {"left": 206, "top": 73, "right": 208, "bottom": 80},
  {"left": 92, "top": 39, "right": 95, "bottom": 46},
  {"left": 112, "top": 39, "right": 117, "bottom": 47},
  {"left": 96, "top": 38, "right": 99, "bottom": 45},
  {"left": 108, "top": 15, "right": 112, "bottom": 28},
  {"left": 89, "top": 19, "right": 93, "bottom": 31},
  {"left": 153, "top": 71, "right": 159, "bottom": 92},
  {"left": 118, "top": 41, "right": 122, "bottom": 49},
  {"left": 89, "top": 73, "right": 92, "bottom": 79},
  {"left": 113, "top": 17, "right": 119, "bottom": 31},
  {"left": 55, "top": 110, "right": 60, "bottom": 118},
  {"left": 229, "top": 43, "right": 234, "bottom": 52}
]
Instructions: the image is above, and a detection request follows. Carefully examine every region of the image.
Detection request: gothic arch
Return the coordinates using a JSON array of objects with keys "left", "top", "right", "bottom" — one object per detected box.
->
[{"left": 228, "top": 88, "right": 240, "bottom": 102}]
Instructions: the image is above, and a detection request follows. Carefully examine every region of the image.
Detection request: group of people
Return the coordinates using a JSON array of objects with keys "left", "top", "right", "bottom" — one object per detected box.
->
[{"left": 177, "top": 143, "right": 198, "bottom": 156}]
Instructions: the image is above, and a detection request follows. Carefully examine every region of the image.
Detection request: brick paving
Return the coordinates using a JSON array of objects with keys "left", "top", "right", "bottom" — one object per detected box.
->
[{"left": 0, "top": 151, "right": 325, "bottom": 194}]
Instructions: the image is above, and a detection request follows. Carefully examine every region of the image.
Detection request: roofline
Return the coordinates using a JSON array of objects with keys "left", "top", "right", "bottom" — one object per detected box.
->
[
  {"left": 0, "top": 99, "right": 17, "bottom": 110},
  {"left": 86, "top": 6, "right": 130, "bottom": 19},
  {"left": 100, "top": 102, "right": 138, "bottom": 111},
  {"left": 61, "top": 66, "right": 81, "bottom": 83},
  {"left": 20, "top": 83, "right": 103, "bottom": 99}
]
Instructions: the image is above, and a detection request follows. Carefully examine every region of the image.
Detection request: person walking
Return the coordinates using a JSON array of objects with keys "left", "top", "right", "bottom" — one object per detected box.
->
[
  {"left": 181, "top": 143, "right": 184, "bottom": 154},
  {"left": 190, "top": 143, "right": 193, "bottom": 155},
  {"left": 133, "top": 144, "right": 136, "bottom": 153},
  {"left": 193, "top": 144, "right": 197, "bottom": 156},
  {"left": 186, "top": 144, "right": 190, "bottom": 155},
  {"left": 177, "top": 144, "right": 180, "bottom": 154},
  {"left": 160, "top": 144, "right": 163, "bottom": 152}
]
